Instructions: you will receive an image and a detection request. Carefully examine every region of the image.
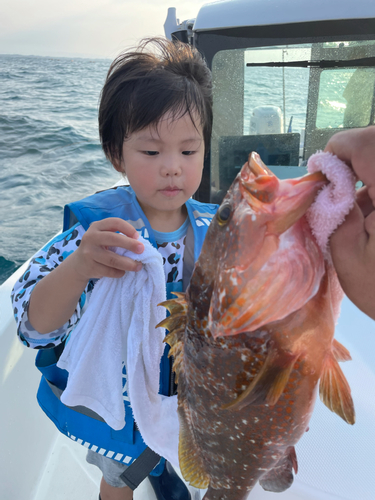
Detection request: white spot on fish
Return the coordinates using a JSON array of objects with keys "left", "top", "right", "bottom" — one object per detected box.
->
[
  {"left": 251, "top": 214, "right": 257, "bottom": 221},
  {"left": 230, "top": 274, "right": 238, "bottom": 286}
]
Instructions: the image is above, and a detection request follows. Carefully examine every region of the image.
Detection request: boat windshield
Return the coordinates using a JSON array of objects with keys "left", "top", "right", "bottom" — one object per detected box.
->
[{"left": 210, "top": 40, "right": 375, "bottom": 203}]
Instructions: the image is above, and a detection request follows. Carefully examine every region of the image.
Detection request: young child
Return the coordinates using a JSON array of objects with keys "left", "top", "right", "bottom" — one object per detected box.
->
[{"left": 11, "top": 38, "right": 217, "bottom": 500}]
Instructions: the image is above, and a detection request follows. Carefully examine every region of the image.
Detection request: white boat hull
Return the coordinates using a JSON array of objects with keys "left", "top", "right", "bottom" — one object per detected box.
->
[{"left": 2, "top": 260, "right": 375, "bottom": 499}]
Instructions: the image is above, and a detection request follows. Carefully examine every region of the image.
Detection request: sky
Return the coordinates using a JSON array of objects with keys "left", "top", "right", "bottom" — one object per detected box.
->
[{"left": 0, "top": 0, "right": 208, "bottom": 59}]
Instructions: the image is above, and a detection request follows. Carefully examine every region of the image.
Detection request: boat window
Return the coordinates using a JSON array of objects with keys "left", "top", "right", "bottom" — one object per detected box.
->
[
  {"left": 210, "top": 40, "right": 375, "bottom": 204},
  {"left": 316, "top": 67, "right": 375, "bottom": 129},
  {"left": 210, "top": 45, "right": 311, "bottom": 203}
]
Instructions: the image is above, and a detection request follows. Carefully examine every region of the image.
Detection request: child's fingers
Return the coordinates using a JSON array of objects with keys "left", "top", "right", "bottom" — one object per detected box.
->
[
  {"left": 91, "top": 256, "right": 142, "bottom": 277},
  {"left": 95, "top": 230, "right": 144, "bottom": 255},
  {"left": 91, "top": 217, "right": 140, "bottom": 239},
  {"left": 97, "top": 248, "right": 143, "bottom": 273},
  {"left": 87, "top": 219, "right": 144, "bottom": 254}
]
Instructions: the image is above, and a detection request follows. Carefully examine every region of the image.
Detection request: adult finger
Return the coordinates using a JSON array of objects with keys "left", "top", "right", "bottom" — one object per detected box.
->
[
  {"left": 324, "top": 126, "right": 375, "bottom": 185},
  {"left": 356, "top": 186, "right": 374, "bottom": 217},
  {"left": 330, "top": 203, "right": 366, "bottom": 264}
]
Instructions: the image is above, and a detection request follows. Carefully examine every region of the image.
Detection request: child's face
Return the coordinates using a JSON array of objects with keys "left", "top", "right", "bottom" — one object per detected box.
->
[{"left": 117, "top": 111, "right": 205, "bottom": 230}]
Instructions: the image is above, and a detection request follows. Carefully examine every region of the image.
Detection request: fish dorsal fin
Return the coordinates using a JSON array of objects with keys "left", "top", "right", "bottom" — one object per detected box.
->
[
  {"left": 319, "top": 351, "right": 355, "bottom": 425},
  {"left": 223, "top": 344, "right": 298, "bottom": 410},
  {"left": 158, "top": 293, "right": 210, "bottom": 488},
  {"left": 157, "top": 292, "right": 187, "bottom": 383},
  {"left": 178, "top": 400, "right": 210, "bottom": 488}
]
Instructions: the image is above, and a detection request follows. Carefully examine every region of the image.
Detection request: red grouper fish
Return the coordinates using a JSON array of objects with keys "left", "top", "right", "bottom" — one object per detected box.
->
[{"left": 158, "top": 152, "right": 355, "bottom": 500}]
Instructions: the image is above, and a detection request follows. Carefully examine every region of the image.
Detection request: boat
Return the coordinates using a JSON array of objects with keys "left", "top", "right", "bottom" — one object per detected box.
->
[{"left": 2, "top": 0, "right": 375, "bottom": 498}]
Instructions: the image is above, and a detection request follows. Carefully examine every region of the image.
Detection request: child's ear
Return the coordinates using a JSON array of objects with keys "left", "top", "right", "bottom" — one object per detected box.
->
[{"left": 112, "top": 157, "right": 125, "bottom": 174}]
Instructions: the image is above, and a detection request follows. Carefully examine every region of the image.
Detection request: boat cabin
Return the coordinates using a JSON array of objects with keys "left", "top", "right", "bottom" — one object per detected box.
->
[{"left": 165, "top": 0, "right": 375, "bottom": 203}]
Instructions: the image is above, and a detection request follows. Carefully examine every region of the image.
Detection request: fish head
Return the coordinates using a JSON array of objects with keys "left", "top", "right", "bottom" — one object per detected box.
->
[{"left": 203, "top": 152, "right": 327, "bottom": 337}]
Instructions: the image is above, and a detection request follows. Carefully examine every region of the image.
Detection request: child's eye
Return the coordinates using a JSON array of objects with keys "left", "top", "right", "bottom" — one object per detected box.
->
[
  {"left": 182, "top": 151, "right": 195, "bottom": 156},
  {"left": 143, "top": 151, "right": 159, "bottom": 156}
]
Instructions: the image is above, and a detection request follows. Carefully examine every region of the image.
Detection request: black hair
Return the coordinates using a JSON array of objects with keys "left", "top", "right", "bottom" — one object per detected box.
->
[{"left": 99, "top": 37, "right": 213, "bottom": 164}]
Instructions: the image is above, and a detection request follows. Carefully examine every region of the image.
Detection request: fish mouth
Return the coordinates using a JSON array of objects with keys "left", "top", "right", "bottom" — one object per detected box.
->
[
  {"left": 240, "top": 152, "right": 328, "bottom": 235},
  {"left": 269, "top": 170, "right": 328, "bottom": 235}
]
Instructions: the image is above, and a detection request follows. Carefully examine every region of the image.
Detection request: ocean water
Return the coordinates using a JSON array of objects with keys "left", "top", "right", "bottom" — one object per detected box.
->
[
  {"left": 0, "top": 53, "right": 348, "bottom": 286},
  {"left": 0, "top": 54, "right": 122, "bottom": 285}
]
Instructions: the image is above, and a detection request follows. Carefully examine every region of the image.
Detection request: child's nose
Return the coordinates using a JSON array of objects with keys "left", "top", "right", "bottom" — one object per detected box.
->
[{"left": 161, "top": 158, "right": 182, "bottom": 176}]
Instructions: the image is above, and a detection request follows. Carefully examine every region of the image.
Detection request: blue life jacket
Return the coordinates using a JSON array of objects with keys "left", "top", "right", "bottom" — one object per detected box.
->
[{"left": 35, "top": 185, "right": 218, "bottom": 468}]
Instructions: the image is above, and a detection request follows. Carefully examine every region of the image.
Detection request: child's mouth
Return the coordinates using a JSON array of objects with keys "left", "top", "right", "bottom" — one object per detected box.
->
[{"left": 159, "top": 187, "right": 182, "bottom": 197}]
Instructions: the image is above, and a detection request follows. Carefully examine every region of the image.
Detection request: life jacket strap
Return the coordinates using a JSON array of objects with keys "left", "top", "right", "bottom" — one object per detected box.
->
[{"left": 120, "top": 446, "right": 161, "bottom": 490}]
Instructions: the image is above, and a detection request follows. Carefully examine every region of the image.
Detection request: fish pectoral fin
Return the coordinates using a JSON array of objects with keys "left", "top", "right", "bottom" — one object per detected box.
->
[
  {"left": 178, "top": 402, "right": 210, "bottom": 489},
  {"left": 319, "top": 351, "right": 355, "bottom": 425},
  {"left": 259, "top": 446, "right": 298, "bottom": 493},
  {"left": 223, "top": 347, "right": 298, "bottom": 410}
]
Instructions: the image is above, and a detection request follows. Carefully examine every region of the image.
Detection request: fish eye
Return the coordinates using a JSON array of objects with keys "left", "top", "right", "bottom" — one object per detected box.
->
[{"left": 217, "top": 203, "right": 232, "bottom": 226}]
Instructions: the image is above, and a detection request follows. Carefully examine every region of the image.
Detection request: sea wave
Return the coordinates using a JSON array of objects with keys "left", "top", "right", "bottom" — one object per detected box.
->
[
  {"left": 0, "top": 54, "right": 120, "bottom": 286},
  {"left": 0, "top": 256, "right": 21, "bottom": 286}
]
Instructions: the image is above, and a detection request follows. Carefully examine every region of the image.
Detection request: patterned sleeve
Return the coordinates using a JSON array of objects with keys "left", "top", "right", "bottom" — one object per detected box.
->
[{"left": 11, "top": 223, "right": 91, "bottom": 349}]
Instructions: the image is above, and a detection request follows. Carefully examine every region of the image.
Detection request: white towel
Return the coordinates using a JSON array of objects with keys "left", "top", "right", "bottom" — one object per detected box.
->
[{"left": 57, "top": 236, "right": 177, "bottom": 448}]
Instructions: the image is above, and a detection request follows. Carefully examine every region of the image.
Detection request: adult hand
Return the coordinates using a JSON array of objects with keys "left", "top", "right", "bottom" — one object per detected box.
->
[{"left": 326, "top": 126, "right": 375, "bottom": 319}]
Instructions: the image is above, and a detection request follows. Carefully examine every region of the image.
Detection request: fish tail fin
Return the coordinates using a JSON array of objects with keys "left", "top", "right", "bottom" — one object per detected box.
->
[
  {"left": 319, "top": 349, "right": 355, "bottom": 425},
  {"left": 259, "top": 446, "right": 298, "bottom": 493}
]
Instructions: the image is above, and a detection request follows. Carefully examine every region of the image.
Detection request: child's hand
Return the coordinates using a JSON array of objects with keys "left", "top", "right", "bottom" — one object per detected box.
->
[{"left": 69, "top": 218, "right": 145, "bottom": 282}]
